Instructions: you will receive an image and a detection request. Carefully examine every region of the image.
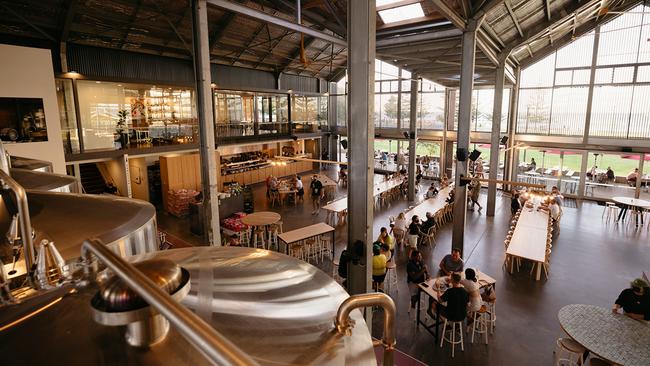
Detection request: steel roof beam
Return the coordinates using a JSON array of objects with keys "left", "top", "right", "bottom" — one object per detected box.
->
[
  {"left": 504, "top": 0, "right": 523, "bottom": 37},
  {"left": 207, "top": 0, "right": 347, "bottom": 47},
  {"left": 430, "top": 0, "right": 467, "bottom": 29}
]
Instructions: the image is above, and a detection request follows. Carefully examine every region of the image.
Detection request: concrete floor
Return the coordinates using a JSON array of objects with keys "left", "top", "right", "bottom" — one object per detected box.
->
[{"left": 160, "top": 167, "right": 650, "bottom": 366}]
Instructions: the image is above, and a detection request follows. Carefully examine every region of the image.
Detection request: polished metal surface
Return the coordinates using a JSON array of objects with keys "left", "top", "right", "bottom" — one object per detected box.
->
[
  {"left": 83, "top": 239, "right": 250, "bottom": 361},
  {"left": 25, "top": 191, "right": 158, "bottom": 262},
  {"left": 0, "top": 170, "right": 35, "bottom": 276},
  {"left": 99, "top": 259, "right": 182, "bottom": 311},
  {"left": 9, "top": 156, "right": 52, "bottom": 172},
  {"left": 35, "top": 240, "right": 68, "bottom": 289},
  {"left": 0, "top": 247, "right": 376, "bottom": 365},
  {"left": 11, "top": 168, "right": 80, "bottom": 193}
]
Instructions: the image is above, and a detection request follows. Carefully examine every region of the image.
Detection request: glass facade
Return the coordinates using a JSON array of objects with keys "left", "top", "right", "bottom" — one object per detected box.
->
[
  {"left": 517, "top": 4, "right": 650, "bottom": 140},
  {"left": 76, "top": 80, "right": 196, "bottom": 151}
]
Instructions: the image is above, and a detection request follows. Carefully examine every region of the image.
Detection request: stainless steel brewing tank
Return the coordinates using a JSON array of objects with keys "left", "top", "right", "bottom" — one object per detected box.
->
[
  {"left": 9, "top": 156, "right": 52, "bottom": 172},
  {"left": 10, "top": 168, "right": 80, "bottom": 193},
  {"left": 0, "top": 247, "right": 376, "bottom": 366},
  {"left": 26, "top": 192, "right": 158, "bottom": 261}
]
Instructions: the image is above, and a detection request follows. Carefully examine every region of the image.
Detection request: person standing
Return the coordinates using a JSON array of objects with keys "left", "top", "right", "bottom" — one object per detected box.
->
[
  {"left": 310, "top": 175, "right": 324, "bottom": 215},
  {"left": 377, "top": 227, "right": 395, "bottom": 257},
  {"left": 469, "top": 179, "right": 483, "bottom": 211},
  {"left": 407, "top": 215, "right": 423, "bottom": 249},
  {"left": 372, "top": 243, "right": 388, "bottom": 292}
]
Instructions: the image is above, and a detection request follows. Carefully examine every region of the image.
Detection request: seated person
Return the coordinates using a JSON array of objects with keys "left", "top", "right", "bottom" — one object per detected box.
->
[
  {"left": 551, "top": 186, "right": 564, "bottom": 207},
  {"left": 433, "top": 272, "right": 469, "bottom": 322},
  {"left": 440, "top": 175, "right": 449, "bottom": 188},
  {"left": 460, "top": 268, "right": 483, "bottom": 314},
  {"left": 376, "top": 227, "right": 395, "bottom": 256},
  {"left": 421, "top": 212, "right": 436, "bottom": 233},
  {"left": 627, "top": 168, "right": 640, "bottom": 186},
  {"left": 539, "top": 197, "right": 561, "bottom": 225},
  {"left": 407, "top": 250, "right": 428, "bottom": 309},
  {"left": 445, "top": 189, "right": 455, "bottom": 204},
  {"left": 439, "top": 248, "right": 464, "bottom": 276},
  {"left": 425, "top": 184, "right": 439, "bottom": 198},
  {"left": 587, "top": 165, "right": 597, "bottom": 181},
  {"left": 529, "top": 158, "right": 537, "bottom": 172},
  {"left": 511, "top": 193, "right": 521, "bottom": 215},
  {"left": 606, "top": 166, "right": 615, "bottom": 182},
  {"left": 613, "top": 278, "right": 650, "bottom": 321}
]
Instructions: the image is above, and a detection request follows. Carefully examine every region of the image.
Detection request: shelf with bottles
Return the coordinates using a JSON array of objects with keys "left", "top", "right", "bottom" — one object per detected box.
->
[{"left": 220, "top": 151, "right": 271, "bottom": 175}]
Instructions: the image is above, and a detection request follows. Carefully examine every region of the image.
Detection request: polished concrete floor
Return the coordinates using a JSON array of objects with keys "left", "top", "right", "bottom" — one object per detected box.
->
[{"left": 160, "top": 166, "right": 650, "bottom": 366}]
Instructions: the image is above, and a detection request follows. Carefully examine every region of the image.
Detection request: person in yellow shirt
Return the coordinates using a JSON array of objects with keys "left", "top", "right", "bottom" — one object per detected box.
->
[
  {"left": 377, "top": 227, "right": 395, "bottom": 257},
  {"left": 372, "top": 243, "right": 387, "bottom": 292}
]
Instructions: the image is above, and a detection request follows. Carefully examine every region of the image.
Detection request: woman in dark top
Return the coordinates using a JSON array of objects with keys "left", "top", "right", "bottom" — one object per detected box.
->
[
  {"left": 613, "top": 278, "right": 650, "bottom": 321},
  {"left": 511, "top": 193, "right": 521, "bottom": 215},
  {"left": 407, "top": 250, "right": 428, "bottom": 309}
]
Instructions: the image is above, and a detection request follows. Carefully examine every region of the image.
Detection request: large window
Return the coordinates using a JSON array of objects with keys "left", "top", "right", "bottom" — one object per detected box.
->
[
  {"left": 454, "top": 88, "right": 510, "bottom": 133},
  {"left": 517, "top": 4, "right": 650, "bottom": 140},
  {"left": 77, "top": 80, "right": 196, "bottom": 151},
  {"left": 56, "top": 79, "right": 79, "bottom": 154}
]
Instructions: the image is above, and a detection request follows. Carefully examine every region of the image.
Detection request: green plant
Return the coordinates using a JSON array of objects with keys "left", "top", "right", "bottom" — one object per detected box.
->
[{"left": 116, "top": 109, "right": 128, "bottom": 133}]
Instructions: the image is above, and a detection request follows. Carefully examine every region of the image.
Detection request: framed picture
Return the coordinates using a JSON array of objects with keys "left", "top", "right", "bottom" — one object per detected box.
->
[{"left": 0, "top": 97, "right": 48, "bottom": 142}]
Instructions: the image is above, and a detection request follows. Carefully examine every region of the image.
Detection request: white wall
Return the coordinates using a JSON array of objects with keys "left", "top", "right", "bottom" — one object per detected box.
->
[{"left": 0, "top": 44, "right": 66, "bottom": 173}]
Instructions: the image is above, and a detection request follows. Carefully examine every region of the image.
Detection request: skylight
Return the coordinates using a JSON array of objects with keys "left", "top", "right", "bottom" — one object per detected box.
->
[
  {"left": 376, "top": 0, "right": 403, "bottom": 6},
  {"left": 378, "top": 3, "right": 425, "bottom": 24}
]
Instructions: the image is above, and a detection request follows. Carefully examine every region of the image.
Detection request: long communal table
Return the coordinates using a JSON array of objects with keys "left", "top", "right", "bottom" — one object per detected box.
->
[
  {"left": 322, "top": 177, "right": 405, "bottom": 225},
  {"left": 402, "top": 186, "right": 453, "bottom": 221},
  {"left": 506, "top": 208, "right": 550, "bottom": 281},
  {"left": 278, "top": 222, "right": 336, "bottom": 258}
]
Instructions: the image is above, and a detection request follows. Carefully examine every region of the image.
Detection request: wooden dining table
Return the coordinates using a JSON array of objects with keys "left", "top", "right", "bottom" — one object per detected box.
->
[
  {"left": 278, "top": 222, "right": 335, "bottom": 257},
  {"left": 506, "top": 207, "right": 550, "bottom": 281},
  {"left": 403, "top": 186, "right": 453, "bottom": 220},
  {"left": 558, "top": 304, "right": 650, "bottom": 366},
  {"left": 240, "top": 211, "right": 281, "bottom": 227}
]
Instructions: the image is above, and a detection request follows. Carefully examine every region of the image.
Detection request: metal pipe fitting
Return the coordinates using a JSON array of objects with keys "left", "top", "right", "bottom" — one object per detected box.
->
[
  {"left": 335, "top": 292, "right": 396, "bottom": 366},
  {"left": 0, "top": 170, "right": 35, "bottom": 276},
  {"left": 81, "top": 238, "right": 259, "bottom": 366}
]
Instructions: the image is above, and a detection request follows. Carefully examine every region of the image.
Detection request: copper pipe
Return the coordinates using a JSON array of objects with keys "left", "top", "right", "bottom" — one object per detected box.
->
[{"left": 335, "top": 293, "right": 396, "bottom": 366}]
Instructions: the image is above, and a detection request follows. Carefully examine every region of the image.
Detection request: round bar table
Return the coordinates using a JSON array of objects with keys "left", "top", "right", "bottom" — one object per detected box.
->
[
  {"left": 240, "top": 211, "right": 281, "bottom": 226},
  {"left": 558, "top": 304, "right": 650, "bottom": 366},
  {"left": 612, "top": 197, "right": 650, "bottom": 227}
]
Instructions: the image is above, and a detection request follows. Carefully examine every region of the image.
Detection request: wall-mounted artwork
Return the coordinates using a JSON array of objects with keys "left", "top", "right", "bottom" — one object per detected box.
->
[{"left": 0, "top": 97, "right": 48, "bottom": 142}]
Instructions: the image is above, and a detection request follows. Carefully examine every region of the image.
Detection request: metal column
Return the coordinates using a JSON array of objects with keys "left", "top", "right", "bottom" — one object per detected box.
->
[
  {"left": 452, "top": 20, "right": 478, "bottom": 257},
  {"left": 346, "top": 0, "right": 375, "bottom": 296},
  {"left": 487, "top": 61, "right": 505, "bottom": 216},
  {"left": 192, "top": 0, "right": 221, "bottom": 246},
  {"left": 407, "top": 75, "right": 418, "bottom": 201},
  {"left": 505, "top": 67, "right": 520, "bottom": 187}
]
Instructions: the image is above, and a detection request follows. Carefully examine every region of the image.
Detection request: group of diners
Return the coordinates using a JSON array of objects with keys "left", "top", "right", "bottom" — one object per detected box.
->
[
  {"left": 406, "top": 248, "right": 493, "bottom": 326},
  {"left": 511, "top": 185, "right": 564, "bottom": 229}
]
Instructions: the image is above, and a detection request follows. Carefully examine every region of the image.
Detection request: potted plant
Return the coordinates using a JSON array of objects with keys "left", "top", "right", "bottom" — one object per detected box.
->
[{"left": 116, "top": 109, "right": 128, "bottom": 149}]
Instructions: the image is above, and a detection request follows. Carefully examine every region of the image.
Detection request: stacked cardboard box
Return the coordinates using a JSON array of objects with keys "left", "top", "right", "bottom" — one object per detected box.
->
[{"left": 167, "top": 189, "right": 199, "bottom": 217}]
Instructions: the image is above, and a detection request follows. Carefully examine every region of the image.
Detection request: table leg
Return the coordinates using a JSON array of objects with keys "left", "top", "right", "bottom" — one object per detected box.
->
[
  {"left": 536, "top": 261, "right": 542, "bottom": 281},
  {"left": 617, "top": 206, "right": 627, "bottom": 222}
]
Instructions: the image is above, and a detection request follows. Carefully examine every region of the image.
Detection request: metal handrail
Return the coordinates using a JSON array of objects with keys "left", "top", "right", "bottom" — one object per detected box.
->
[
  {"left": 0, "top": 170, "right": 35, "bottom": 275},
  {"left": 335, "top": 293, "right": 396, "bottom": 366},
  {"left": 81, "top": 238, "right": 259, "bottom": 366}
]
